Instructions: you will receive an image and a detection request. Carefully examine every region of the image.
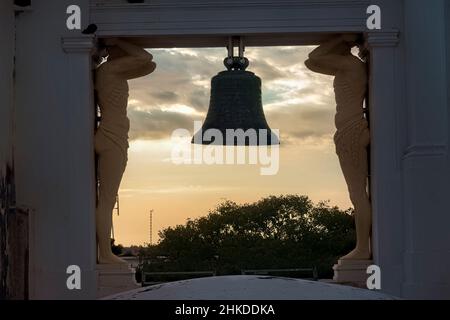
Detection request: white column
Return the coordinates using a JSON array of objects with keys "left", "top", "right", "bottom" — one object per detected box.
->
[
  {"left": 15, "top": 34, "right": 98, "bottom": 299},
  {"left": 367, "top": 30, "right": 404, "bottom": 296},
  {"left": 12, "top": 0, "right": 96, "bottom": 299},
  {"left": 0, "top": 0, "right": 16, "bottom": 300},
  {"left": 401, "top": 0, "right": 450, "bottom": 299},
  {"left": 61, "top": 35, "right": 98, "bottom": 299}
]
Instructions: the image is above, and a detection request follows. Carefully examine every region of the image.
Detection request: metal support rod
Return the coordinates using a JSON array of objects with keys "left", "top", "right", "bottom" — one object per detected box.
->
[
  {"left": 227, "top": 36, "right": 245, "bottom": 58},
  {"left": 239, "top": 37, "right": 245, "bottom": 58},
  {"left": 227, "top": 36, "right": 233, "bottom": 57}
]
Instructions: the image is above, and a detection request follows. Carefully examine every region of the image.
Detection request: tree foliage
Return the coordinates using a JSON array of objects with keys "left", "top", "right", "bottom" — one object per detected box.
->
[{"left": 140, "top": 195, "right": 355, "bottom": 278}]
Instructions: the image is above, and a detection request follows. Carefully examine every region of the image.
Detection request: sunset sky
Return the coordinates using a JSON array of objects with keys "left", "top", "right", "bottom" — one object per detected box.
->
[{"left": 114, "top": 46, "right": 352, "bottom": 246}]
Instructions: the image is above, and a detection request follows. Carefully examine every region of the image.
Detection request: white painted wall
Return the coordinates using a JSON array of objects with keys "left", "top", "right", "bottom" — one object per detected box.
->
[
  {"left": 88, "top": 0, "right": 450, "bottom": 299},
  {"left": 365, "top": 1, "right": 405, "bottom": 297},
  {"left": 401, "top": 0, "right": 450, "bottom": 299},
  {"left": 3, "top": 0, "right": 449, "bottom": 299},
  {"left": 13, "top": 1, "right": 97, "bottom": 299},
  {"left": 0, "top": 0, "right": 15, "bottom": 300},
  {"left": 91, "top": 0, "right": 371, "bottom": 37},
  {"left": 0, "top": 1, "right": 14, "bottom": 172}
]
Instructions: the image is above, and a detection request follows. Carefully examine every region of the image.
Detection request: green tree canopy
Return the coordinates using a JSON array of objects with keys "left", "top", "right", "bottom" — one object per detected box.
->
[{"left": 141, "top": 195, "right": 355, "bottom": 278}]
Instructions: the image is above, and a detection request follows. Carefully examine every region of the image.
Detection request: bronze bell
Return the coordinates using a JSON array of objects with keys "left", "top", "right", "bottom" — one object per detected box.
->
[{"left": 192, "top": 37, "right": 279, "bottom": 146}]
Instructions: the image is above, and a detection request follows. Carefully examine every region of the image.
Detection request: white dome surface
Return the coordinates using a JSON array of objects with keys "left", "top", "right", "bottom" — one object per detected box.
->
[{"left": 104, "top": 276, "right": 395, "bottom": 300}]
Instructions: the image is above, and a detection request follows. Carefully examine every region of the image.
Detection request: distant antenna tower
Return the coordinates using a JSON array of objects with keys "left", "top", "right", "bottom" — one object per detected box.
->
[{"left": 149, "top": 209, "right": 154, "bottom": 245}]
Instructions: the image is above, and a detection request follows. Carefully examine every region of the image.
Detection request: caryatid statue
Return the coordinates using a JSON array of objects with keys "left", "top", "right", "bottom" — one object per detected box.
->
[
  {"left": 93, "top": 38, "right": 156, "bottom": 264},
  {"left": 305, "top": 34, "right": 371, "bottom": 260}
]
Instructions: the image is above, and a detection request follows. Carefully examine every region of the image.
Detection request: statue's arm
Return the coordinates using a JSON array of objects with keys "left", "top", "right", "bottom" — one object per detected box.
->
[
  {"left": 308, "top": 36, "right": 346, "bottom": 59},
  {"left": 104, "top": 39, "right": 156, "bottom": 79},
  {"left": 305, "top": 57, "right": 339, "bottom": 75},
  {"left": 305, "top": 35, "right": 359, "bottom": 75},
  {"left": 112, "top": 38, "right": 152, "bottom": 60},
  {"left": 305, "top": 54, "right": 358, "bottom": 76},
  {"left": 113, "top": 56, "right": 156, "bottom": 79}
]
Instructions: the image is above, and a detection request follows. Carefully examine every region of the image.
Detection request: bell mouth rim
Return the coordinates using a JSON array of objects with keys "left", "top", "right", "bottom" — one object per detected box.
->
[
  {"left": 191, "top": 130, "right": 280, "bottom": 146},
  {"left": 216, "top": 70, "right": 256, "bottom": 76}
]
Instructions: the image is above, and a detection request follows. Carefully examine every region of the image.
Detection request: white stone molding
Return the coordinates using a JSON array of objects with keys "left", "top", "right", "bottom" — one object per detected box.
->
[
  {"left": 366, "top": 28, "right": 404, "bottom": 295},
  {"left": 403, "top": 144, "right": 447, "bottom": 159},
  {"left": 62, "top": 35, "right": 96, "bottom": 53},
  {"left": 366, "top": 30, "right": 400, "bottom": 47},
  {"left": 89, "top": 0, "right": 371, "bottom": 40}
]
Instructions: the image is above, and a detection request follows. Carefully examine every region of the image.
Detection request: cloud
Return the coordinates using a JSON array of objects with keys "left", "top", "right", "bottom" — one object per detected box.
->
[
  {"left": 187, "top": 89, "right": 210, "bottom": 111},
  {"left": 246, "top": 46, "right": 312, "bottom": 69},
  {"left": 266, "top": 105, "right": 335, "bottom": 143},
  {"left": 125, "top": 46, "right": 337, "bottom": 144},
  {"left": 120, "top": 185, "right": 236, "bottom": 195},
  {"left": 127, "top": 48, "right": 222, "bottom": 112},
  {"left": 153, "top": 91, "right": 179, "bottom": 102},
  {"left": 248, "top": 59, "right": 284, "bottom": 81},
  {"left": 128, "top": 108, "right": 200, "bottom": 140}
]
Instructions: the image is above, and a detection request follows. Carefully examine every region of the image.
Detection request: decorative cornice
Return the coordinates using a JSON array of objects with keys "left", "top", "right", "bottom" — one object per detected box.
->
[
  {"left": 62, "top": 36, "right": 95, "bottom": 53},
  {"left": 403, "top": 144, "right": 447, "bottom": 160},
  {"left": 367, "top": 30, "right": 400, "bottom": 47},
  {"left": 90, "top": 0, "right": 371, "bottom": 37},
  {"left": 91, "top": 0, "right": 369, "bottom": 10}
]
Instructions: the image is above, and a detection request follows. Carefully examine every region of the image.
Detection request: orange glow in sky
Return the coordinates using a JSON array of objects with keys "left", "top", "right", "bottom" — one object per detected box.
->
[{"left": 114, "top": 47, "right": 352, "bottom": 246}]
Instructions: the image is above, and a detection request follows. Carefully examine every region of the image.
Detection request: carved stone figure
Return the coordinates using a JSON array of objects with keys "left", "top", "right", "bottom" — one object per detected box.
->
[
  {"left": 305, "top": 35, "right": 371, "bottom": 260},
  {"left": 94, "top": 38, "right": 156, "bottom": 264}
]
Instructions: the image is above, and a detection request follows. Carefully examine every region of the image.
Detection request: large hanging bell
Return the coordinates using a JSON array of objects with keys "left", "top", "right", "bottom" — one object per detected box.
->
[{"left": 192, "top": 38, "right": 279, "bottom": 146}]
